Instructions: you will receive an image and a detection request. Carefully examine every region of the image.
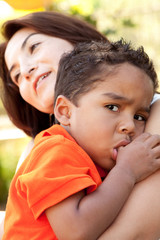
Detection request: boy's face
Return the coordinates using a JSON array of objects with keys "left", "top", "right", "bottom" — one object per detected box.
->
[{"left": 65, "top": 63, "right": 154, "bottom": 170}]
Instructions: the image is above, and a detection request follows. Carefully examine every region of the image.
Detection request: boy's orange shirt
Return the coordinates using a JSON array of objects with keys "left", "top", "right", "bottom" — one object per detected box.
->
[{"left": 2, "top": 125, "right": 107, "bottom": 240}]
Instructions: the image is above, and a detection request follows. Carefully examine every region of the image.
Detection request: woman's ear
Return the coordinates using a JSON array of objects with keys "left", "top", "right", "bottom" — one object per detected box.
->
[{"left": 54, "top": 95, "right": 72, "bottom": 126}]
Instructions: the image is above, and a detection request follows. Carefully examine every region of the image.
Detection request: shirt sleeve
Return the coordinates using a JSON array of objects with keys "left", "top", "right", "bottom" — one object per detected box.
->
[{"left": 16, "top": 136, "right": 101, "bottom": 220}]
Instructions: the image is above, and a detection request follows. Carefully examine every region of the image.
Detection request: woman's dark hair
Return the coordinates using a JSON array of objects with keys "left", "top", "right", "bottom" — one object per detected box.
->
[
  {"left": 54, "top": 39, "right": 158, "bottom": 105},
  {"left": 0, "top": 11, "right": 108, "bottom": 137}
]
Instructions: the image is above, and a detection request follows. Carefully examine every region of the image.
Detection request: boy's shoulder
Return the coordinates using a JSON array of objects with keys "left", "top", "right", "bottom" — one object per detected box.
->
[
  {"left": 32, "top": 124, "right": 98, "bottom": 172},
  {"left": 34, "top": 124, "right": 75, "bottom": 144}
]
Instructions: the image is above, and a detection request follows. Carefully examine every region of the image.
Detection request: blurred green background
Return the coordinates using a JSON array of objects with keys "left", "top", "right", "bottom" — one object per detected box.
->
[
  {"left": 0, "top": 138, "right": 30, "bottom": 210},
  {"left": 0, "top": 0, "right": 160, "bottom": 210}
]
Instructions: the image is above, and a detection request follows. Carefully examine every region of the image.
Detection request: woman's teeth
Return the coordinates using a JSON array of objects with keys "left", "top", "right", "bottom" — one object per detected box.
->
[{"left": 37, "top": 72, "right": 50, "bottom": 87}]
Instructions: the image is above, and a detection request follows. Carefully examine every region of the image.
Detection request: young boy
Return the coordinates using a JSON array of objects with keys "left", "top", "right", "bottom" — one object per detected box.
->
[{"left": 3, "top": 40, "right": 160, "bottom": 240}]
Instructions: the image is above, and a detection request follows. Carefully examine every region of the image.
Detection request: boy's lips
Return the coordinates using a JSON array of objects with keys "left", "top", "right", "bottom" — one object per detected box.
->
[{"left": 112, "top": 139, "right": 131, "bottom": 161}]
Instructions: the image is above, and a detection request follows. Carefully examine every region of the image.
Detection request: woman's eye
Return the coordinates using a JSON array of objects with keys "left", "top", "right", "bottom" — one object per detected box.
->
[
  {"left": 14, "top": 73, "right": 20, "bottom": 84},
  {"left": 105, "top": 104, "right": 119, "bottom": 112},
  {"left": 30, "top": 43, "right": 40, "bottom": 53},
  {"left": 134, "top": 114, "right": 146, "bottom": 121}
]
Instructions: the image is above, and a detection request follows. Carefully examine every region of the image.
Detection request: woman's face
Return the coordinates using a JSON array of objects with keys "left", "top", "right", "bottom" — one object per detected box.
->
[{"left": 5, "top": 28, "right": 73, "bottom": 113}]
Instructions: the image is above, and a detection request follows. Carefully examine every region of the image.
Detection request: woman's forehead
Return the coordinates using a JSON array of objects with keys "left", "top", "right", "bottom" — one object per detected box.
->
[
  {"left": 5, "top": 28, "right": 36, "bottom": 56},
  {"left": 8, "top": 27, "right": 38, "bottom": 44}
]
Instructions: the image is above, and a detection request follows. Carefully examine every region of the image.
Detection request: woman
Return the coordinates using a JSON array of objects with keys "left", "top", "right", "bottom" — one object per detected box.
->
[
  {"left": 0, "top": 11, "right": 107, "bottom": 138},
  {"left": 1, "top": 11, "right": 160, "bottom": 239}
]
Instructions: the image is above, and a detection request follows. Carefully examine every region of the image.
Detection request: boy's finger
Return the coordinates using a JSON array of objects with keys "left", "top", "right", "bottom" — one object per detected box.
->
[
  {"left": 133, "top": 132, "right": 151, "bottom": 142},
  {"left": 152, "top": 145, "right": 160, "bottom": 158}
]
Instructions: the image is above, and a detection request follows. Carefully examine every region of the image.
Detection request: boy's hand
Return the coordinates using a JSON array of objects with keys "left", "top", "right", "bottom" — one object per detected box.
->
[{"left": 116, "top": 133, "right": 160, "bottom": 183}]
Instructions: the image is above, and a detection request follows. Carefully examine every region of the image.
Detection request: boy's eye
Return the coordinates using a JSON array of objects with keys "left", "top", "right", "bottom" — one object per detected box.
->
[
  {"left": 30, "top": 43, "right": 40, "bottom": 53},
  {"left": 105, "top": 104, "right": 119, "bottom": 112},
  {"left": 134, "top": 114, "right": 146, "bottom": 121}
]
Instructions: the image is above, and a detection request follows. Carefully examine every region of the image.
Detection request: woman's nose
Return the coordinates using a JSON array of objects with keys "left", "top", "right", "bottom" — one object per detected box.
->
[
  {"left": 21, "top": 65, "right": 36, "bottom": 79},
  {"left": 20, "top": 57, "right": 37, "bottom": 80}
]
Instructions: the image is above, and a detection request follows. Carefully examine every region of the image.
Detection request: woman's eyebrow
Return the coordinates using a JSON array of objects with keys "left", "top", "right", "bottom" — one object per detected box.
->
[
  {"left": 9, "top": 33, "right": 40, "bottom": 74},
  {"left": 21, "top": 32, "right": 40, "bottom": 49}
]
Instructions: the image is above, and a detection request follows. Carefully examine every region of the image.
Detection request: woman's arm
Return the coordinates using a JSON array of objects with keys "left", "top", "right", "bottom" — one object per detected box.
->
[
  {"left": 145, "top": 99, "right": 160, "bottom": 134},
  {"left": 98, "top": 99, "right": 160, "bottom": 240},
  {"left": 99, "top": 170, "right": 160, "bottom": 240}
]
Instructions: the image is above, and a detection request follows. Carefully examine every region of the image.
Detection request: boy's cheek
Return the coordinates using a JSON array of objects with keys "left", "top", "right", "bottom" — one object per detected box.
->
[{"left": 132, "top": 124, "right": 145, "bottom": 140}]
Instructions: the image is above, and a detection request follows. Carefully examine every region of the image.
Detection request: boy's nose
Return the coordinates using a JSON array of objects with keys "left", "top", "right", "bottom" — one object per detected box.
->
[{"left": 118, "top": 117, "right": 135, "bottom": 137}]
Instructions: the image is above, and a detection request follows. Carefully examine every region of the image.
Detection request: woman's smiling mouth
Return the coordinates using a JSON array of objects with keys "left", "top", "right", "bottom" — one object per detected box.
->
[{"left": 36, "top": 72, "right": 51, "bottom": 89}]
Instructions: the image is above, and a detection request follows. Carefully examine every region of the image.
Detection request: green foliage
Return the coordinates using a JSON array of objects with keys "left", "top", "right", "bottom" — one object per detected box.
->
[
  {"left": 49, "top": 0, "right": 160, "bottom": 79},
  {"left": 0, "top": 137, "right": 30, "bottom": 209},
  {"left": 0, "top": 164, "right": 8, "bottom": 209},
  {"left": 122, "top": 18, "right": 137, "bottom": 28}
]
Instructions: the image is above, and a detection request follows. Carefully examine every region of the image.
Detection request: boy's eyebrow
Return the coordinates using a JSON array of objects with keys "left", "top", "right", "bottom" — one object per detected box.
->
[
  {"left": 103, "top": 92, "right": 150, "bottom": 113},
  {"left": 9, "top": 33, "right": 40, "bottom": 74},
  {"left": 102, "top": 92, "right": 132, "bottom": 102}
]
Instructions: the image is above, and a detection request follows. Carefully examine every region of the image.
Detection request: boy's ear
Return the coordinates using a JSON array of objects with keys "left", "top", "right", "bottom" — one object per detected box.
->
[{"left": 54, "top": 95, "right": 72, "bottom": 126}]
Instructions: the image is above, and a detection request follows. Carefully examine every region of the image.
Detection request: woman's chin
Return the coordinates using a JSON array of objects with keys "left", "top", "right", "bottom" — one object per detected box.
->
[{"left": 31, "top": 101, "right": 54, "bottom": 114}]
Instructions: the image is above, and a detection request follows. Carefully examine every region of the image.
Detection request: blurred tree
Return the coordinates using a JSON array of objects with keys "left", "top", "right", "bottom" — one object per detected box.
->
[
  {"left": 0, "top": 138, "right": 30, "bottom": 209},
  {"left": 0, "top": 163, "right": 8, "bottom": 209},
  {"left": 49, "top": 0, "right": 160, "bottom": 78}
]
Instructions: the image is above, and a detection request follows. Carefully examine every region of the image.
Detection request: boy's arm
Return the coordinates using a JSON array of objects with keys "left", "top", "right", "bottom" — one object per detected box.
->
[
  {"left": 46, "top": 166, "right": 135, "bottom": 240},
  {"left": 45, "top": 133, "right": 160, "bottom": 240}
]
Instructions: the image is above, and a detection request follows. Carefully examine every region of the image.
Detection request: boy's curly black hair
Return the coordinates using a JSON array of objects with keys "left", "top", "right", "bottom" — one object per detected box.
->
[{"left": 54, "top": 39, "right": 158, "bottom": 106}]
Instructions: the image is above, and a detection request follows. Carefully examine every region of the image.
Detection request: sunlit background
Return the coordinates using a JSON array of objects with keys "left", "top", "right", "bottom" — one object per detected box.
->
[{"left": 0, "top": 0, "right": 160, "bottom": 210}]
